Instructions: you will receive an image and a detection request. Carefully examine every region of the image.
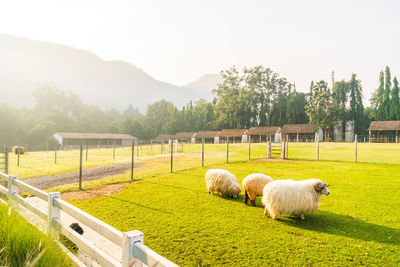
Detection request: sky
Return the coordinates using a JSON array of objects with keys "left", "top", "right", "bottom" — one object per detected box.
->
[{"left": 1, "top": 0, "right": 400, "bottom": 104}]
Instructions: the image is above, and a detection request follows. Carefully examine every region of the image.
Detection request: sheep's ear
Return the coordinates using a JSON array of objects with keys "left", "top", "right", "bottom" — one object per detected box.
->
[{"left": 314, "top": 182, "right": 324, "bottom": 192}]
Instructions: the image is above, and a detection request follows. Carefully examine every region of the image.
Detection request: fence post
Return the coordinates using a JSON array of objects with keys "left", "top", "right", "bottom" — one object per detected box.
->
[
  {"left": 4, "top": 146, "right": 8, "bottom": 175},
  {"left": 131, "top": 141, "right": 135, "bottom": 181},
  {"left": 79, "top": 143, "right": 83, "bottom": 190},
  {"left": 86, "top": 144, "right": 88, "bottom": 161},
  {"left": 8, "top": 175, "right": 17, "bottom": 199},
  {"left": 182, "top": 141, "right": 184, "bottom": 153},
  {"left": 150, "top": 140, "right": 153, "bottom": 152},
  {"left": 267, "top": 142, "right": 271, "bottom": 158},
  {"left": 113, "top": 141, "right": 116, "bottom": 159},
  {"left": 55, "top": 145, "right": 57, "bottom": 164},
  {"left": 248, "top": 137, "right": 251, "bottom": 161},
  {"left": 137, "top": 141, "right": 139, "bottom": 157},
  {"left": 317, "top": 138, "right": 320, "bottom": 161},
  {"left": 161, "top": 141, "right": 164, "bottom": 154},
  {"left": 355, "top": 134, "right": 358, "bottom": 163},
  {"left": 170, "top": 139, "right": 173, "bottom": 173},
  {"left": 17, "top": 145, "right": 20, "bottom": 167},
  {"left": 285, "top": 141, "right": 288, "bottom": 159},
  {"left": 47, "top": 142, "right": 49, "bottom": 153},
  {"left": 281, "top": 142, "right": 285, "bottom": 159},
  {"left": 226, "top": 137, "right": 229, "bottom": 163},
  {"left": 122, "top": 230, "right": 144, "bottom": 267},
  {"left": 202, "top": 138, "right": 205, "bottom": 167},
  {"left": 47, "top": 192, "right": 61, "bottom": 238}
]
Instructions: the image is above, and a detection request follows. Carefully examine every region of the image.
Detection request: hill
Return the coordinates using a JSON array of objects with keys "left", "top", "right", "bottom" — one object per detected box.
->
[
  {"left": 183, "top": 73, "right": 222, "bottom": 100},
  {"left": 0, "top": 33, "right": 209, "bottom": 111}
]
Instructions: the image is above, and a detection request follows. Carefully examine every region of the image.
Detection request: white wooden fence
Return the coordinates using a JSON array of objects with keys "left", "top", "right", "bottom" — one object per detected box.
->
[{"left": 0, "top": 172, "right": 178, "bottom": 267}]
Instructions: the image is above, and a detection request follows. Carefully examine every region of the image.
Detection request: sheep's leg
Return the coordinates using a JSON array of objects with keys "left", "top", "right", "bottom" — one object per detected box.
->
[
  {"left": 250, "top": 199, "right": 256, "bottom": 207},
  {"left": 243, "top": 190, "right": 249, "bottom": 205},
  {"left": 264, "top": 207, "right": 269, "bottom": 217},
  {"left": 299, "top": 213, "right": 305, "bottom": 220}
]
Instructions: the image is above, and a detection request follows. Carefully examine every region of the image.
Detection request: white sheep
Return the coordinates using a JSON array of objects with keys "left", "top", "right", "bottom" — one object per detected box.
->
[
  {"left": 205, "top": 169, "right": 241, "bottom": 198},
  {"left": 242, "top": 173, "right": 274, "bottom": 206},
  {"left": 262, "top": 179, "right": 329, "bottom": 220}
]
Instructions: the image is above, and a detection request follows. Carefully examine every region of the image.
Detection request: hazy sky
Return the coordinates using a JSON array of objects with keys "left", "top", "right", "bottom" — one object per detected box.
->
[{"left": 1, "top": 0, "right": 400, "bottom": 104}]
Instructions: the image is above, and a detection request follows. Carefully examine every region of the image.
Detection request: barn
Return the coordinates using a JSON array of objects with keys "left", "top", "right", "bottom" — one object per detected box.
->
[
  {"left": 247, "top": 126, "right": 281, "bottom": 142},
  {"left": 174, "top": 132, "right": 196, "bottom": 144},
  {"left": 281, "top": 124, "right": 316, "bottom": 142},
  {"left": 368, "top": 121, "right": 400, "bottom": 143},
  {"left": 219, "top": 129, "right": 248, "bottom": 143},
  {"left": 52, "top": 132, "right": 137, "bottom": 149},
  {"left": 194, "top": 131, "right": 220, "bottom": 144}
]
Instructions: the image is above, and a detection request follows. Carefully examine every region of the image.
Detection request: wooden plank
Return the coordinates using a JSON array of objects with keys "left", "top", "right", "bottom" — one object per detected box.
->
[
  {"left": 54, "top": 198, "right": 123, "bottom": 246},
  {"left": 54, "top": 219, "right": 120, "bottom": 267},
  {"left": 134, "top": 242, "right": 178, "bottom": 267},
  {"left": 13, "top": 194, "right": 47, "bottom": 220},
  {"left": 13, "top": 179, "right": 48, "bottom": 201}
]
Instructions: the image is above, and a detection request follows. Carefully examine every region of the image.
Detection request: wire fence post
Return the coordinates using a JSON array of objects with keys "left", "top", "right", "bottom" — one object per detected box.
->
[
  {"left": 86, "top": 144, "right": 88, "bottom": 161},
  {"left": 161, "top": 141, "right": 164, "bottom": 154},
  {"left": 5, "top": 145, "right": 9, "bottom": 175},
  {"left": 131, "top": 140, "right": 135, "bottom": 181},
  {"left": 285, "top": 141, "right": 289, "bottom": 159},
  {"left": 267, "top": 142, "right": 271, "bottom": 158},
  {"left": 113, "top": 141, "right": 116, "bottom": 159},
  {"left": 248, "top": 137, "right": 251, "bottom": 161},
  {"left": 150, "top": 140, "right": 153, "bottom": 152},
  {"left": 79, "top": 142, "right": 83, "bottom": 190},
  {"left": 355, "top": 134, "right": 358, "bottom": 163},
  {"left": 317, "top": 137, "right": 320, "bottom": 161},
  {"left": 17, "top": 145, "right": 20, "bottom": 167},
  {"left": 54, "top": 145, "right": 57, "bottom": 164},
  {"left": 202, "top": 138, "right": 205, "bottom": 167},
  {"left": 170, "top": 139, "right": 173, "bottom": 173},
  {"left": 182, "top": 141, "right": 184, "bottom": 153},
  {"left": 226, "top": 137, "right": 229, "bottom": 163},
  {"left": 137, "top": 141, "right": 139, "bottom": 157}
]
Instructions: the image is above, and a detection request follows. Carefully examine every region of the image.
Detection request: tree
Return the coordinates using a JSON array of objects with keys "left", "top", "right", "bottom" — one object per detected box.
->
[
  {"left": 371, "top": 71, "right": 385, "bottom": 120},
  {"left": 390, "top": 77, "right": 400, "bottom": 120},
  {"left": 348, "top": 74, "right": 364, "bottom": 135},
  {"left": 305, "top": 80, "right": 338, "bottom": 141},
  {"left": 383, "top": 66, "right": 392, "bottom": 119}
]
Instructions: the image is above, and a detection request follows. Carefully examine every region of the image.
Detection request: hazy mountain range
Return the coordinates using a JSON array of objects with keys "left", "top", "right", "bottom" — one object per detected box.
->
[{"left": 0, "top": 33, "right": 221, "bottom": 111}]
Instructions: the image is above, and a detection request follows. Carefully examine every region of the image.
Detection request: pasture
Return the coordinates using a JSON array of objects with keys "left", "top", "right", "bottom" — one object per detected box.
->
[
  {"left": 69, "top": 160, "right": 399, "bottom": 266},
  {"left": 3, "top": 143, "right": 400, "bottom": 265}
]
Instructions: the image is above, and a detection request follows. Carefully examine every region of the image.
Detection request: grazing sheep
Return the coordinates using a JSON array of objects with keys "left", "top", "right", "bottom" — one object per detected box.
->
[
  {"left": 205, "top": 169, "right": 241, "bottom": 198},
  {"left": 262, "top": 179, "right": 329, "bottom": 220},
  {"left": 242, "top": 173, "right": 274, "bottom": 206},
  {"left": 11, "top": 146, "right": 25, "bottom": 155}
]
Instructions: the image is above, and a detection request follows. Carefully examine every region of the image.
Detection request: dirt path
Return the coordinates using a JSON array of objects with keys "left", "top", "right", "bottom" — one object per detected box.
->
[{"left": 23, "top": 162, "right": 144, "bottom": 190}]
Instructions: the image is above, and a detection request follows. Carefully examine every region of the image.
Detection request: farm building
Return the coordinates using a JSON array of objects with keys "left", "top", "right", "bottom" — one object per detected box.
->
[
  {"left": 247, "top": 126, "right": 281, "bottom": 142},
  {"left": 153, "top": 134, "right": 176, "bottom": 142},
  {"left": 281, "top": 124, "right": 316, "bottom": 142},
  {"left": 368, "top": 121, "right": 400, "bottom": 143},
  {"left": 174, "top": 132, "right": 196, "bottom": 143},
  {"left": 52, "top": 132, "right": 137, "bottom": 149},
  {"left": 194, "top": 131, "right": 220, "bottom": 144},
  {"left": 219, "top": 129, "right": 248, "bottom": 143}
]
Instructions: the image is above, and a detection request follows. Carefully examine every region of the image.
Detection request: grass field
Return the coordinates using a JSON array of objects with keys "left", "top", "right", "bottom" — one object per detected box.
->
[
  {"left": 70, "top": 159, "right": 400, "bottom": 266},
  {"left": 0, "top": 203, "right": 72, "bottom": 266}
]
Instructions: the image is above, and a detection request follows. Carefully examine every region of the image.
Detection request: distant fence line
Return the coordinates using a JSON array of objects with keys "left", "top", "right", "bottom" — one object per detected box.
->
[{"left": 0, "top": 172, "right": 177, "bottom": 267}]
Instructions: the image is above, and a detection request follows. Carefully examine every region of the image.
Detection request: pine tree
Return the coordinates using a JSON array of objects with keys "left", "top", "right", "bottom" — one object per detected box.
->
[
  {"left": 383, "top": 66, "right": 392, "bottom": 120},
  {"left": 373, "top": 71, "right": 385, "bottom": 120},
  {"left": 390, "top": 77, "right": 400, "bottom": 120}
]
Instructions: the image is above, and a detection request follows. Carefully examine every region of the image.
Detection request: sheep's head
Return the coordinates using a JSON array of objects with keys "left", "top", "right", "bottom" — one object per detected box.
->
[
  {"left": 228, "top": 183, "right": 241, "bottom": 198},
  {"left": 313, "top": 180, "right": 330, "bottom": 196}
]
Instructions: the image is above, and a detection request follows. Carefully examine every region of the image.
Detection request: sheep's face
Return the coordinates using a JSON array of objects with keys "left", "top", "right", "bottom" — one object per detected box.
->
[
  {"left": 314, "top": 181, "right": 330, "bottom": 196},
  {"left": 228, "top": 184, "right": 241, "bottom": 198}
]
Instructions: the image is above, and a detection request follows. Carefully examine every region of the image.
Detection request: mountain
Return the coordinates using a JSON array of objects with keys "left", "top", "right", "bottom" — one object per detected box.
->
[
  {"left": 0, "top": 33, "right": 208, "bottom": 111},
  {"left": 183, "top": 73, "right": 222, "bottom": 100}
]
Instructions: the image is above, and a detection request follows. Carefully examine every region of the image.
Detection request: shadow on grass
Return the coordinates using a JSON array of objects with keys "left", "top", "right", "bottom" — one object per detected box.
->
[{"left": 280, "top": 210, "right": 400, "bottom": 246}]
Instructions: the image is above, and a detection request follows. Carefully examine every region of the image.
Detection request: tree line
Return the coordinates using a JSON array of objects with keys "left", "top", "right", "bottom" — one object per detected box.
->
[{"left": 0, "top": 66, "right": 398, "bottom": 149}]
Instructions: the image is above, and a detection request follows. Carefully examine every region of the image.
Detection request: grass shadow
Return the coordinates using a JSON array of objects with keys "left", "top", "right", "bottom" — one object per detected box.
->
[{"left": 280, "top": 210, "right": 400, "bottom": 246}]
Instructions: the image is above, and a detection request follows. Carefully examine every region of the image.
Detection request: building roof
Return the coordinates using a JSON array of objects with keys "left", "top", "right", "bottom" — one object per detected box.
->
[
  {"left": 195, "top": 131, "right": 220, "bottom": 139},
  {"left": 219, "top": 129, "right": 248, "bottom": 137},
  {"left": 154, "top": 134, "right": 175, "bottom": 141},
  {"left": 368, "top": 121, "right": 400, "bottom": 131},
  {"left": 247, "top": 126, "right": 280, "bottom": 135},
  {"left": 54, "top": 132, "right": 137, "bottom": 140},
  {"left": 174, "top": 132, "right": 196, "bottom": 139},
  {"left": 281, "top": 124, "right": 315, "bottom": 134}
]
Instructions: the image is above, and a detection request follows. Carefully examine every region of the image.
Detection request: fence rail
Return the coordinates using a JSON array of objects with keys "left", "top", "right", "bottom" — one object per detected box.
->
[{"left": 0, "top": 172, "right": 177, "bottom": 267}]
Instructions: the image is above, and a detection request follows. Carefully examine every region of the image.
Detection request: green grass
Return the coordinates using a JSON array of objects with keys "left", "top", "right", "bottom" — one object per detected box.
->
[
  {"left": 70, "top": 160, "right": 400, "bottom": 266},
  {"left": 0, "top": 203, "right": 73, "bottom": 266}
]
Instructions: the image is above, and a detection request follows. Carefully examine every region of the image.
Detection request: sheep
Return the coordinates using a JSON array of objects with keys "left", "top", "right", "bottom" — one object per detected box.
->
[
  {"left": 242, "top": 173, "right": 274, "bottom": 206},
  {"left": 205, "top": 169, "right": 241, "bottom": 198},
  {"left": 262, "top": 179, "right": 329, "bottom": 220}
]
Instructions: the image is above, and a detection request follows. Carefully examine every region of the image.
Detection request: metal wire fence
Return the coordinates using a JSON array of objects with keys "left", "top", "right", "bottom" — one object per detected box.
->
[{"left": 1, "top": 136, "right": 400, "bottom": 190}]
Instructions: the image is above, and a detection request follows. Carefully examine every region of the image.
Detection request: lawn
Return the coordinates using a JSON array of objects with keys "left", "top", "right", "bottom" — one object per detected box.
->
[{"left": 70, "top": 159, "right": 400, "bottom": 266}]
